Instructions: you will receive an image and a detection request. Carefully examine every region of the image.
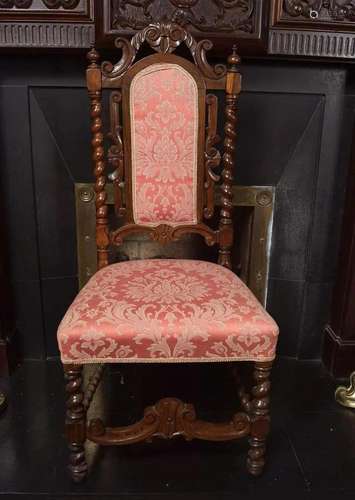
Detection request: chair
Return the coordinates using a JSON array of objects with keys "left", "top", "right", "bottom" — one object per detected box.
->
[{"left": 57, "top": 21, "right": 279, "bottom": 482}]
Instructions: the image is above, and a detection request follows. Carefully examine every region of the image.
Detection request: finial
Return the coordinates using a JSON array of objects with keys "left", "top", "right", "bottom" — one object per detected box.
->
[
  {"left": 87, "top": 47, "right": 100, "bottom": 67},
  {"left": 227, "top": 44, "right": 240, "bottom": 69}
]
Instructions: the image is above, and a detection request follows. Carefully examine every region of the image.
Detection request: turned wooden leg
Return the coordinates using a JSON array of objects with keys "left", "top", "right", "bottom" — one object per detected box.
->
[
  {"left": 64, "top": 364, "right": 88, "bottom": 482},
  {"left": 247, "top": 361, "right": 273, "bottom": 476}
]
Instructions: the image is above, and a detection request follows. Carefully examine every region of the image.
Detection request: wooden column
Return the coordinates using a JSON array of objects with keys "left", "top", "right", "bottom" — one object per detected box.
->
[
  {"left": 247, "top": 361, "right": 272, "bottom": 476},
  {"left": 87, "top": 48, "right": 109, "bottom": 270},
  {"left": 218, "top": 46, "right": 241, "bottom": 269},
  {"left": 64, "top": 364, "right": 88, "bottom": 482}
]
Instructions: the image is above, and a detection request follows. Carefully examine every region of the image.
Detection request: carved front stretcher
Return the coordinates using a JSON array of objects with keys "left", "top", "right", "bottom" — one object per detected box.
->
[{"left": 88, "top": 398, "right": 251, "bottom": 445}]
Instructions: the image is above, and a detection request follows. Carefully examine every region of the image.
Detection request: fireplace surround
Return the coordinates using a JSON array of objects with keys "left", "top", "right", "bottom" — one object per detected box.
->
[
  {"left": 0, "top": 53, "right": 351, "bottom": 367},
  {"left": 0, "top": 2, "right": 354, "bottom": 377}
]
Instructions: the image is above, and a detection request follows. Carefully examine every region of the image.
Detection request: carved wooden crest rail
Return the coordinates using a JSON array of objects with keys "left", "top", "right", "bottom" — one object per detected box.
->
[{"left": 101, "top": 21, "right": 227, "bottom": 81}]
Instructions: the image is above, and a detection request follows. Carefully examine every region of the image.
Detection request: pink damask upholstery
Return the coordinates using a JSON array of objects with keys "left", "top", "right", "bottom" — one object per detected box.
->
[
  {"left": 130, "top": 64, "right": 198, "bottom": 225},
  {"left": 58, "top": 260, "right": 279, "bottom": 364}
]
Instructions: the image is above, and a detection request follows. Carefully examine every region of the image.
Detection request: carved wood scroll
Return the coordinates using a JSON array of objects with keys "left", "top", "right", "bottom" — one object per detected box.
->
[
  {"left": 96, "top": 1, "right": 267, "bottom": 55},
  {"left": 107, "top": 91, "right": 126, "bottom": 218},
  {"left": 204, "top": 93, "right": 221, "bottom": 219},
  {"left": 111, "top": 0, "right": 255, "bottom": 34},
  {"left": 0, "top": 0, "right": 80, "bottom": 9},
  {"left": 283, "top": 0, "right": 355, "bottom": 22},
  {"left": 101, "top": 21, "right": 226, "bottom": 82},
  {"left": 87, "top": 397, "right": 250, "bottom": 445},
  {"left": 111, "top": 223, "right": 218, "bottom": 247}
]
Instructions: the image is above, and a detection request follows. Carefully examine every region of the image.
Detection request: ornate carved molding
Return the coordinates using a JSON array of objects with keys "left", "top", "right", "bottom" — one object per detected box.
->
[
  {"left": 0, "top": 22, "right": 94, "bottom": 47},
  {"left": 42, "top": 0, "right": 80, "bottom": 8},
  {"left": 87, "top": 397, "right": 250, "bottom": 445},
  {"left": 0, "top": 0, "right": 93, "bottom": 24},
  {"left": 101, "top": 21, "right": 226, "bottom": 81},
  {"left": 111, "top": 0, "right": 255, "bottom": 34},
  {"left": 0, "top": 0, "right": 80, "bottom": 8},
  {"left": 107, "top": 91, "right": 126, "bottom": 218},
  {"left": 272, "top": 0, "right": 355, "bottom": 29},
  {"left": 97, "top": 1, "right": 267, "bottom": 54},
  {"left": 0, "top": 0, "right": 33, "bottom": 7},
  {"left": 111, "top": 222, "right": 218, "bottom": 247},
  {"left": 204, "top": 93, "right": 221, "bottom": 220},
  {"left": 283, "top": 0, "right": 355, "bottom": 22},
  {"left": 268, "top": 29, "right": 355, "bottom": 58},
  {"left": 270, "top": 0, "right": 355, "bottom": 57}
]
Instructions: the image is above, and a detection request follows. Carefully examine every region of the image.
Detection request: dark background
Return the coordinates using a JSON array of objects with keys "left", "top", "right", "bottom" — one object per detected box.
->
[{"left": 0, "top": 53, "right": 353, "bottom": 362}]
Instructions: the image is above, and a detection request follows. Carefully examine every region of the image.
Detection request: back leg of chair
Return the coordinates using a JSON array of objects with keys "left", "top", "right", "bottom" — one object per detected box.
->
[
  {"left": 247, "top": 360, "right": 273, "bottom": 476},
  {"left": 64, "top": 364, "right": 88, "bottom": 482}
]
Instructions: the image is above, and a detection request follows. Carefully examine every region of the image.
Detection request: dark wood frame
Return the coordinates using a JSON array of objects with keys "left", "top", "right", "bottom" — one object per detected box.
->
[
  {"left": 64, "top": 21, "right": 273, "bottom": 482},
  {"left": 0, "top": 0, "right": 93, "bottom": 23},
  {"left": 94, "top": 0, "right": 269, "bottom": 55}
]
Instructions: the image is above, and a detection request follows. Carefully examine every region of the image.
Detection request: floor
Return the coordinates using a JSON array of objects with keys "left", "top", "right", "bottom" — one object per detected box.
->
[{"left": 0, "top": 358, "right": 354, "bottom": 500}]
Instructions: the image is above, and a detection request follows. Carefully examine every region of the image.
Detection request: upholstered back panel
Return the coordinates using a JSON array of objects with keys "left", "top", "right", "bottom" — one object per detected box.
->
[{"left": 130, "top": 63, "right": 198, "bottom": 226}]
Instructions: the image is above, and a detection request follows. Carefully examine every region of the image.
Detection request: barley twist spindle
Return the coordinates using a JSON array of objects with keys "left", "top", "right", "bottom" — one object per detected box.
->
[
  {"left": 218, "top": 45, "right": 241, "bottom": 269},
  {"left": 247, "top": 361, "right": 272, "bottom": 476},
  {"left": 65, "top": 364, "right": 88, "bottom": 482},
  {"left": 87, "top": 48, "right": 109, "bottom": 270}
]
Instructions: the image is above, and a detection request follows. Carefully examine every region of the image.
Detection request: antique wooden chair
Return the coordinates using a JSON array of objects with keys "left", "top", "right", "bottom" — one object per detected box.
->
[{"left": 57, "top": 22, "right": 279, "bottom": 482}]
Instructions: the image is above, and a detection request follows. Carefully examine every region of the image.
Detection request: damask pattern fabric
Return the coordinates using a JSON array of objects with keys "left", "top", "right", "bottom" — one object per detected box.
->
[
  {"left": 58, "top": 260, "right": 279, "bottom": 364},
  {"left": 130, "top": 63, "right": 198, "bottom": 225}
]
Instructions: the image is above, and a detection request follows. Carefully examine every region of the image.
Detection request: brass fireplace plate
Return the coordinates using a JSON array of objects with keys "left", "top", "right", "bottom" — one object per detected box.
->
[{"left": 75, "top": 184, "right": 275, "bottom": 306}]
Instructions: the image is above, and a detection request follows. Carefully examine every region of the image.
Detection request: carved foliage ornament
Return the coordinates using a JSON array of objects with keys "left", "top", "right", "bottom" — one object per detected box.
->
[
  {"left": 102, "top": 21, "right": 227, "bottom": 80},
  {"left": 88, "top": 397, "right": 251, "bottom": 445},
  {"left": 0, "top": 0, "right": 80, "bottom": 7},
  {"left": 284, "top": 0, "right": 355, "bottom": 21},
  {"left": 112, "top": 0, "right": 254, "bottom": 33},
  {"left": 0, "top": 0, "right": 33, "bottom": 7},
  {"left": 42, "top": 0, "right": 80, "bottom": 8}
]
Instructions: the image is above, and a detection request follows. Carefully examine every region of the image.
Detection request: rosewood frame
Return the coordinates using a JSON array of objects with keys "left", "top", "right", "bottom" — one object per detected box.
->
[{"left": 63, "top": 21, "right": 273, "bottom": 483}]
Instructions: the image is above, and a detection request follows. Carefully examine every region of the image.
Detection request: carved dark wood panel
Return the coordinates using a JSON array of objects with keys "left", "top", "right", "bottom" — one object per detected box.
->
[
  {"left": 277, "top": 0, "right": 355, "bottom": 28},
  {"left": 96, "top": 0, "right": 268, "bottom": 53},
  {"left": 270, "top": 0, "right": 355, "bottom": 57},
  {"left": 0, "top": 0, "right": 94, "bottom": 47},
  {"left": 0, "top": 0, "right": 92, "bottom": 20}
]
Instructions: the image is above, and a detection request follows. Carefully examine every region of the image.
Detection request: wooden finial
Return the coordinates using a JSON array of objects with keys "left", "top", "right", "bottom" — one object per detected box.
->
[
  {"left": 227, "top": 44, "right": 240, "bottom": 70},
  {"left": 87, "top": 47, "right": 100, "bottom": 67}
]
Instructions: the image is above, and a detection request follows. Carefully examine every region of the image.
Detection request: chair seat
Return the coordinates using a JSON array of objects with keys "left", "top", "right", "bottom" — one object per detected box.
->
[{"left": 58, "top": 259, "right": 279, "bottom": 364}]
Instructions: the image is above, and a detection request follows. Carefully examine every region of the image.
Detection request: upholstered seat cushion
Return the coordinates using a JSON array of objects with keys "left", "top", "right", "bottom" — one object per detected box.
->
[{"left": 57, "top": 259, "right": 279, "bottom": 364}]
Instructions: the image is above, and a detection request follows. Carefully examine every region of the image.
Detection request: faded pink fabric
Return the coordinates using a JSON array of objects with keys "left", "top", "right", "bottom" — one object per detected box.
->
[
  {"left": 130, "top": 63, "right": 198, "bottom": 225},
  {"left": 57, "top": 260, "right": 279, "bottom": 364}
]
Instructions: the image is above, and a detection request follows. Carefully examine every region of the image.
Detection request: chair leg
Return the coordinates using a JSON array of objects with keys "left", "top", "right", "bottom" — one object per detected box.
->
[
  {"left": 64, "top": 364, "right": 88, "bottom": 482},
  {"left": 247, "top": 361, "right": 273, "bottom": 476}
]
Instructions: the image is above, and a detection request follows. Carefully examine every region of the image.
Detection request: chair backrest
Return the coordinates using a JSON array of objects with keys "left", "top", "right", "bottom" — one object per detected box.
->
[{"left": 86, "top": 22, "right": 241, "bottom": 271}]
